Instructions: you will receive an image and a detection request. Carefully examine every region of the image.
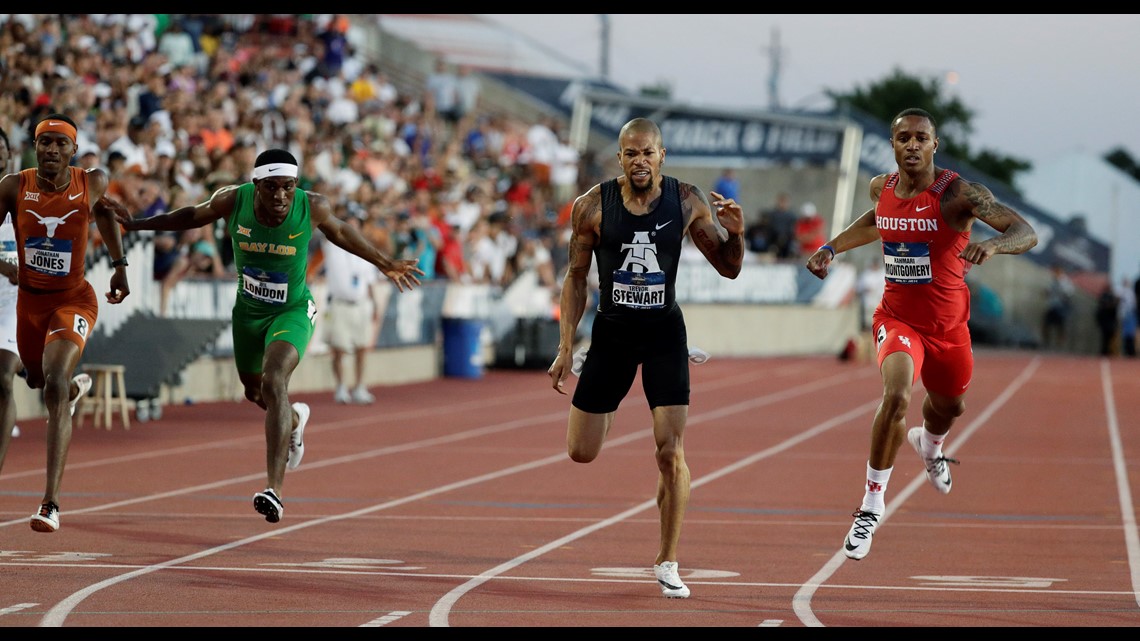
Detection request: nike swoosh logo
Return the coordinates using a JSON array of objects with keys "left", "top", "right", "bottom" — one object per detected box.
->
[
  {"left": 268, "top": 167, "right": 280, "bottom": 172},
  {"left": 69, "top": 192, "right": 83, "bottom": 201},
  {"left": 658, "top": 579, "right": 685, "bottom": 590},
  {"left": 273, "top": 330, "right": 290, "bottom": 337},
  {"left": 844, "top": 537, "right": 859, "bottom": 551},
  {"left": 288, "top": 232, "right": 304, "bottom": 239},
  {"left": 48, "top": 328, "right": 67, "bottom": 335},
  {"left": 916, "top": 205, "right": 931, "bottom": 212},
  {"left": 48, "top": 121, "right": 62, "bottom": 126},
  {"left": 655, "top": 220, "right": 673, "bottom": 231}
]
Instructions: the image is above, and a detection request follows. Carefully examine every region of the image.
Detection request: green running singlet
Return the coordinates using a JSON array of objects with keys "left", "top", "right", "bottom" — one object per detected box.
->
[{"left": 227, "top": 182, "right": 317, "bottom": 374}]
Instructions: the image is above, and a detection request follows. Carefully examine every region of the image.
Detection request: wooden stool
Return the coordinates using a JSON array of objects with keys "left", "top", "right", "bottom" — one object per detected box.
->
[{"left": 77, "top": 364, "right": 131, "bottom": 430}]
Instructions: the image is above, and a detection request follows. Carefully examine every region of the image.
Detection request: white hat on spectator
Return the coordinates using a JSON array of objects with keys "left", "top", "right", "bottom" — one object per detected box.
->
[
  {"left": 177, "top": 159, "right": 196, "bottom": 179},
  {"left": 149, "top": 110, "right": 173, "bottom": 134},
  {"left": 800, "top": 202, "right": 818, "bottom": 217},
  {"left": 74, "top": 130, "right": 99, "bottom": 158},
  {"left": 74, "top": 35, "right": 97, "bottom": 52},
  {"left": 391, "top": 137, "right": 411, "bottom": 158},
  {"left": 155, "top": 139, "right": 176, "bottom": 158}
]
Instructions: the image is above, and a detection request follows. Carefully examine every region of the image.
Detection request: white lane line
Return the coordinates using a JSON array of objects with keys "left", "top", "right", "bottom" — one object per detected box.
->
[
  {"left": 1100, "top": 359, "right": 1140, "bottom": 609},
  {"left": 791, "top": 356, "right": 1041, "bottom": 627},
  {"left": 426, "top": 376, "right": 880, "bottom": 626},
  {"left": 41, "top": 366, "right": 871, "bottom": 627},
  {"left": 360, "top": 610, "right": 413, "bottom": 627}
]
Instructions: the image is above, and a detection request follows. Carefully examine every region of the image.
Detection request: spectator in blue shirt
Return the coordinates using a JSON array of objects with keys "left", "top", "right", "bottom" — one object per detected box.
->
[{"left": 712, "top": 168, "right": 740, "bottom": 202}]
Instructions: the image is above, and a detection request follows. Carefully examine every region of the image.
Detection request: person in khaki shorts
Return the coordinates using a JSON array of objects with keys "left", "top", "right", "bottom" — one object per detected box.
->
[{"left": 320, "top": 202, "right": 382, "bottom": 405}]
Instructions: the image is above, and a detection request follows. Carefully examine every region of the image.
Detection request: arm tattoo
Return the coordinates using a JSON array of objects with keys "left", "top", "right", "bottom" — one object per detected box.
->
[
  {"left": 566, "top": 189, "right": 600, "bottom": 278},
  {"left": 678, "top": 182, "right": 701, "bottom": 227},
  {"left": 719, "top": 230, "right": 743, "bottom": 263},
  {"left": 964, "top": 181, "right": 1000, "bottom": 219},
  {"left": 683, "top": 182, "right": 742, "bottom": 268},
  {"left": 570, "top": 189, "right": 600, "bottom": 229},
  {"left": 566, "top": 237, "right": 584, "bottom": 277},
  {"left": 964, "top": 180, "right": 1038, "bottom": 254},
  {"left": 685, "top": 183, "right": 713, "bottom": 252},
  {"left": 691, "top": 225, "right": 714, "bottom": 253}
]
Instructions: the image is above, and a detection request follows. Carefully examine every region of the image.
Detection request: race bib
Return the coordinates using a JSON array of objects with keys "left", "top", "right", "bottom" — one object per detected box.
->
[
  {"left": 883, "top": 242, "right": 932, "bottom": 284},
  {"left": 241, "top": 266, "right": 289, "bottom": 304},
  {"left": 24, "top": 237, "right": 73, "bottom": 277},
  {"left": 612, "top": 269, "right": 666, "bottom": 309}
]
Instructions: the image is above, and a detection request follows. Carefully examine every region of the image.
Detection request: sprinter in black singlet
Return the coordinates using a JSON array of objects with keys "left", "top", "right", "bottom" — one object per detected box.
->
[{"left": 548, "top": 118, "right": 745, "bottom": 598}]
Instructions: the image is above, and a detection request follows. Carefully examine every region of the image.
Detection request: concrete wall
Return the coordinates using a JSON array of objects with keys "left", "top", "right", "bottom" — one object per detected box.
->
[
  {"left": 16, "top": 344, "right": 438, "bottom": 423},
  {"left": 685, "top": 303, "right": 859, "bottom": 357}
]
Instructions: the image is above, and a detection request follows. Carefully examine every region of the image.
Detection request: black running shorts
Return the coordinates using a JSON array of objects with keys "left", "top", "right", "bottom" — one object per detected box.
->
[{"left": 572, "top": 304, "right": 690, "bottom": 414}]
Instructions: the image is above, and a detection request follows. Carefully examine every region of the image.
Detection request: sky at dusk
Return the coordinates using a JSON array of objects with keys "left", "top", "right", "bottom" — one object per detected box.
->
[{"left": 480, "top": 14, "right": 1140, "bottom": 169}]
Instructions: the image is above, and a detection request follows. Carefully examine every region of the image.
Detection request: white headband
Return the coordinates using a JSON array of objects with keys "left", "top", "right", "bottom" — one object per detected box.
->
[{"left": 252, "top": 162, "right": 299, "bottom": 180}]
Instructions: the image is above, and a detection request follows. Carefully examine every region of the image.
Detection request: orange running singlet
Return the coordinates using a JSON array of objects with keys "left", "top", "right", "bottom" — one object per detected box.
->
[{"left": 13, "top": 166, "right": 92, "bottom": 292}]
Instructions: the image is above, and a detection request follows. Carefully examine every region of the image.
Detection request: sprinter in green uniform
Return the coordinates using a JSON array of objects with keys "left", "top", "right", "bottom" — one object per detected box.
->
[{"left": 107, "top": 149, "right": 423, "bottom": 523}]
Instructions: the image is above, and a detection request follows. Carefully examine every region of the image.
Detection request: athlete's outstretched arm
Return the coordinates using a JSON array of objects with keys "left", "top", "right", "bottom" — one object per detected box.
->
[
  {"left": 806, "top": 175, "right": 887, "bottom": 279},
  {"left": 107, "top": 185, "right": 235, "bottom": 232},
  {"left": 311, "top": 191, "right": 424, "bottom": 291}
]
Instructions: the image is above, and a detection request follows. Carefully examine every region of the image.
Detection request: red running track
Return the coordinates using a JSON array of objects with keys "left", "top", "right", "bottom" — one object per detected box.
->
[{"left": 0, "top": 349, "right": 1138, "bottom": 627}]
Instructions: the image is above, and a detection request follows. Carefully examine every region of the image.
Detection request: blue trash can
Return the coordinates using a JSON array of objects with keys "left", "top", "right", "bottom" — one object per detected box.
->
[{"left": 442, "top": 318, "right": 484, "bottom": 378}]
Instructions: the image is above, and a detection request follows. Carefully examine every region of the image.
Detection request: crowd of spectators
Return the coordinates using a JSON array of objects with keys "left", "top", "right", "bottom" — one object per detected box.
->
[
  {"left": 742, "top": 190, "right": 825, "bottom": 262},
  {"left": 0, "top": 14, "right": 590, "bottom": 316}
]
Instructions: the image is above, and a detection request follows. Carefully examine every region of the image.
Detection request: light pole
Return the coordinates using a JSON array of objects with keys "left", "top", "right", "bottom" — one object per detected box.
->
[{"left": 598, "top": 15, "right": 610, "bottom": 82}]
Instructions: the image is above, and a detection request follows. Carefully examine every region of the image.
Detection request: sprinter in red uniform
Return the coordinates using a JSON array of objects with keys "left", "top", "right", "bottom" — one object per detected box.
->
[
  {"left": 0, "top": 113, "right": 130, "bottom": 532},
  {"left": 805, "top": 108, "right": 1038, "bottom": 561}
]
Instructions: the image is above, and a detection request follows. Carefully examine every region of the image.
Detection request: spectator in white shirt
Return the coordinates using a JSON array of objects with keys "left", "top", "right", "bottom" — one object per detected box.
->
[{"left": 320, "top": 204, "right": 383, "bottom": 405}]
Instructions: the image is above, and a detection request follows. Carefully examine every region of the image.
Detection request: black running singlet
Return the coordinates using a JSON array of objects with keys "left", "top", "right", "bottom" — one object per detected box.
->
[{"left": 595, "top": 176, "right": 684, "bottom": 321}]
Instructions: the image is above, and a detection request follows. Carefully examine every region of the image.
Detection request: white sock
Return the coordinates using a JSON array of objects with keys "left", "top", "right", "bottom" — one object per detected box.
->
[
  {"left": 861, "top": 462, "right": 892, "bottom": 514},
  {"left": 921, "top": 426, "right": 946, "bottom": 459}
]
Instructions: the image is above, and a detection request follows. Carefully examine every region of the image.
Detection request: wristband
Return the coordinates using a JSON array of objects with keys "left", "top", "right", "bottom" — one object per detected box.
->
[
  {"left": 110, "top": 256, "right": 129, "bottom": 268},
  {"left": 818, "top": 244, "right": 836, "bottom": 259}
]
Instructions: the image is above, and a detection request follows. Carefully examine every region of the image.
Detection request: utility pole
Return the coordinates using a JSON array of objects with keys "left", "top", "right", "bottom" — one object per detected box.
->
[
  {"left": 761, "top": 25, "right": 784, "bottom": 110},
  {"left": 599, "top": 14, "right": 611, "bottom": 81}
]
